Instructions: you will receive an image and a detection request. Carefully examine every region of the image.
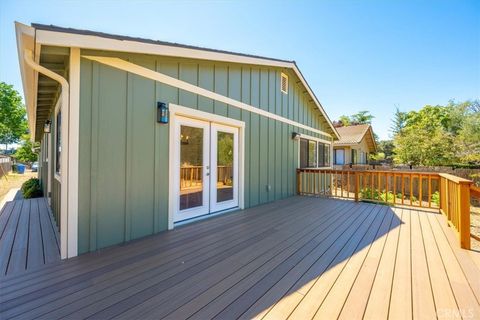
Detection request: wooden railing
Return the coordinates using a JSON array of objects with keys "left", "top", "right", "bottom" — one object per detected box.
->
[
  {"left": 180, "top": 165, "right": 233, "bottom": 188},
  {"left": 297, "top": 169, "right": 474, "bottom": 249},
  {"left": 438, "top": 173, "right": 473, "bottom": 249}
]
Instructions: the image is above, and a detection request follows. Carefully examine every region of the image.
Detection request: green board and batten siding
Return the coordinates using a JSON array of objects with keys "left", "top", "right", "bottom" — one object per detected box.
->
[{"left": 78, "top": 50, "right": 332, "bottom": 254}]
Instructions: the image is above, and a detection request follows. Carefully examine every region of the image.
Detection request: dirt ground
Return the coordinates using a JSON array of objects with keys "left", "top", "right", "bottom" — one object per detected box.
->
[{"left": 0, "top": 170, "right": 36, "bottom": 204}]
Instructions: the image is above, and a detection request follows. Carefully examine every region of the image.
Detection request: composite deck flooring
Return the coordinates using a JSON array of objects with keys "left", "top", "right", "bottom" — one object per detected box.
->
[
  {"left": 0, "top": 198, "right": 60, "bottom": 276},
  {"left": 0, "top": 197, "right": 479, "bottom": 319}
]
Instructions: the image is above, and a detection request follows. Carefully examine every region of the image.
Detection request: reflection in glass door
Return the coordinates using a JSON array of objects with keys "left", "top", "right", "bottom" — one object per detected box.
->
[
  {"left": 179, "top": 125, "right": 205, "bottom": 210},
  {"left": 210, "top": 124, "right": 239, "bottom": 213},
  {"left": 175, "top": 117, "right": 210, "bottom": 222}
]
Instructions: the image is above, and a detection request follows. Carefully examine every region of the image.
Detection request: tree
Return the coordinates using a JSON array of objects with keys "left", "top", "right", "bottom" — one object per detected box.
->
[
  {"left": 390, "top": 107, "right": 407, "bottom": 136},
  {"left": 391, "top": 100, "right": 480, "bottom": 166},
  {"left": 0, "top": 82, "right": 27, "bottom": 151},
  {"left": 14, "top": 135, "right": 38, "bottom": 164},
  {"left": 377, "top": 140, "right": 395, "bottom": 161},
  {"left": 338, "top": 115, "right": 351, "bottom": 127},
  {"left": 351, "top": 110, "right": 374, "bottom": 125},
  {"left": 336, "top": 111, "right": 374, "bottom": 127}
]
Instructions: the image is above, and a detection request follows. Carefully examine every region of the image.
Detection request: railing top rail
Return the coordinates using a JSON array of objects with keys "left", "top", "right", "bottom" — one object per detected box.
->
[
  {"left": 296, "top": 168, "right": 442, "bottom": 177},
  {"left": 470, "top": 185, "right": 480, "bottom": 198},
  {"left": 438, "top": 173, "right": 473, "bottom": 184}
]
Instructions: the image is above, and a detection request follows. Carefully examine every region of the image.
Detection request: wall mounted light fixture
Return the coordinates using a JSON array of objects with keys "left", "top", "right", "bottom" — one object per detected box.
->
[{"left": 44, "top": 120, "right": 51, "bottom": 133}]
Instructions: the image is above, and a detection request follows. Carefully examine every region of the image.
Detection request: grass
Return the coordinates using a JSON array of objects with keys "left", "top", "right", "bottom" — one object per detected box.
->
[{"left": 0, "top": 171, "right": 36, "bottom": 203}]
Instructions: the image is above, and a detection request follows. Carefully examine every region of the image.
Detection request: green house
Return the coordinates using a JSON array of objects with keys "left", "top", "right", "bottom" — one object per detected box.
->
[{"left": 16, "top": 22, "right": 339, "bottom": 258}]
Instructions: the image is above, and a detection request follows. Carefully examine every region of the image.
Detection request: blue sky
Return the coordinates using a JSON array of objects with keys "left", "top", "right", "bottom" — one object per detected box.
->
[{"left": 1, "top": 0, "right": 479, "bottom": 140}]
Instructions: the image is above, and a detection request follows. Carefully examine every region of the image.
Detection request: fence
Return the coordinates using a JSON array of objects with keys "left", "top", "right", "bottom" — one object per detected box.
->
[
  {"left": 0, "top": 156, "right": 12, "bottom": 179},
  {"left": 297, "top": 168, "right": 474, "bottom": 249}
]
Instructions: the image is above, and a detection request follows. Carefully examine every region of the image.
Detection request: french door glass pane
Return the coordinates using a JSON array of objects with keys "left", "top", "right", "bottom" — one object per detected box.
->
[
  {"left": 217, "top": 131, "right": 234, "bottom": 203},
  {"left": 180, "top": 125, "right": 204, "bottom": 210}
]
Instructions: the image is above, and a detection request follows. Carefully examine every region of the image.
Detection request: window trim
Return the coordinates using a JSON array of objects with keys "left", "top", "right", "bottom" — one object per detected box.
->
[
  {"left": 297, "top": 133, "right": 332, "bottom": 169},
  {"left": 54, "top": 100, "right": 61, "bottom": 182}
]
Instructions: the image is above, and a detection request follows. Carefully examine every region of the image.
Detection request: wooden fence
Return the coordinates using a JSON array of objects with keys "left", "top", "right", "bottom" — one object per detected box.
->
[
  {"left": 0, "top": 156, "right": 12, "bottom": 179},
  {"left": 297, "top": 168, "right": 475, "bottom": 249}
]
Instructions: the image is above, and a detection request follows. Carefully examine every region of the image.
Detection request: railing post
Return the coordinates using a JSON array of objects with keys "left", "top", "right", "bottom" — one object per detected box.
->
[
  {"left": 458, "top": 182, "right": 471, "bottom": 249},
  {"left": 354, "top": 172, "right": 360, "bottom": 202},
  {"left": 297, "top": 169, "right": 301, "bottom": 195}
]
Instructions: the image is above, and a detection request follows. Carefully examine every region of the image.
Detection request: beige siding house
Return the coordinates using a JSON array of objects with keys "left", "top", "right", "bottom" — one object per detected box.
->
[{"left": 333, "top": 124, "right": 376, "bottom": 166}]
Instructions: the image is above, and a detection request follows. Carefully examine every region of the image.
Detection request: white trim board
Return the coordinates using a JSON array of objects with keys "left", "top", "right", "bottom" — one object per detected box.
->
[
  {"left": 67, "top": 47, "right": 80, "bottom": 258},
  {"left": 82, "top": 55, "right": 332, "bottom": 138}
]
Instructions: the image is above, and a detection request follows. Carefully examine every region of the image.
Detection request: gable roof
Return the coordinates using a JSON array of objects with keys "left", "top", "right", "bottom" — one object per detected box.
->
[
  {"left": 15, "top": 22, "right": 340, "bottom": 140},
  {"left": 333, "top": 124, "right": 377, "bottom": 152}
]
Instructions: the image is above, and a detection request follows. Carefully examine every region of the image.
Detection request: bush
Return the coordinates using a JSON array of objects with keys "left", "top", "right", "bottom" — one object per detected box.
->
[
  {"left": 21, "top": 178, "right": 43, "bottom": 199},
  {"left": 431, "top": 191, "right": 440, "bottom": 206}
]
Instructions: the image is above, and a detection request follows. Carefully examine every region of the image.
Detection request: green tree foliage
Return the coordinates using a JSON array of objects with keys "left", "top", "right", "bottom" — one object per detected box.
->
[
  {"left": 336, "top": 111, "right": 375, "bottom": 127},
  {"left": 392, "top": 100, "right": 479, "bottom": 165},
  {"left": 14, "top": 135, "right": 38, "bottom": 164},
  {"left": 351, "top": 110, "right": 374, "bottom": 125},
  {"left": 376, "top": 140, "right": 395, "bottom": 162},
  {"left": 390, "top": 107, "right": 407, "bottom": 136},
  {"left": 338, "top": 115, "right": 351, "bottom": 126},
  {"left": 0, "top": 82, "right": 27, "bottom": 150}
]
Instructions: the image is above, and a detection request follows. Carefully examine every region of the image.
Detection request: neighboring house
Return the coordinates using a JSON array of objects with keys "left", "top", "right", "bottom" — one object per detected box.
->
[
  {"left": 333, "top": 124, "right": 376, "bottom": 166},
  {"left": 16, "top": 22, "right": 339, "bottom": 258}
]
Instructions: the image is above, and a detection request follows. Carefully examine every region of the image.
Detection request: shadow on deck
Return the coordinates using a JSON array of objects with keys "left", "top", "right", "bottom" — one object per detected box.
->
[
  {"left": 0, "top": 197, "right": 479, "bottom": 319},
  {"left": 0, "top": 198, "right": 60, "bottom": 277}
]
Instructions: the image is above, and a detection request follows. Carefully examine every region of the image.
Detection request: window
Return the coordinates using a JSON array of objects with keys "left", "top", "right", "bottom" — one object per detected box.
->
[
  {"left": 335, "top": 149, "right": 345, "bottom": 165},
  {"left": 280, "top": 73, "right": 288, "bottom": 94},
  {"left": 351, "top": 149, "right": 357, "bottom": 165},
  {"left": 55, "top": 111, "right": 61, "bottom": 174},
  {"left": 299, "top": 138, "right": 331, "bottom": 168},
  {"left": 318, "top": 142, "right": 330, "bottom": 167}
]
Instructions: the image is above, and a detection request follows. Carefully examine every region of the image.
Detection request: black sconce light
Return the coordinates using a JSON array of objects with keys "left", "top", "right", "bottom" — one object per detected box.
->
[
  {"left": 44, "top": 120, "right": 51, "bottom": 133},
  {"left": 157, "top": 102, "right": 169, "bottom": 124},
  {"left": 291, "top": 132, "right": 301, "bottom": 140}
]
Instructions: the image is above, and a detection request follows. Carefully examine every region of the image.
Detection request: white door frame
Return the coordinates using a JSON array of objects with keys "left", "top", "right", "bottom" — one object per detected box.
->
[
  {"left": 168, "top": 103, "right": 245, "bottom": 230},
  {"left": 210, "top": 123, "right": 239, "bottom": 213},
  {"left": 172, "top": 116, "right": 211, "bottom": 222}
]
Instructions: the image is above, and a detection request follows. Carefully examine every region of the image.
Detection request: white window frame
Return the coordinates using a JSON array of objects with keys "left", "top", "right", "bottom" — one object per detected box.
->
[
  {"left": 296, "top": 133, "right": 333, "bottom": 169},
  {"left": 53, "top": 99, "right": 61, "bottom": 182}
]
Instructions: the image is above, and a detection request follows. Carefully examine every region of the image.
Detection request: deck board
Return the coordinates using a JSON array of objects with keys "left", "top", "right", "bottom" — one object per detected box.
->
[
  {"left": 1, "top": 197, "right": 479, "bottom": 320},
  {"left": 0, "top": 199, "right": 59, "bottom": 277}
]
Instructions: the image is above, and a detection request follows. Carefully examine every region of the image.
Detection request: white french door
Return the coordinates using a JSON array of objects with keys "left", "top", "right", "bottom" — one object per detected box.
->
[{"left": 173, "top": 116, "right": 239, "bottom": 222}]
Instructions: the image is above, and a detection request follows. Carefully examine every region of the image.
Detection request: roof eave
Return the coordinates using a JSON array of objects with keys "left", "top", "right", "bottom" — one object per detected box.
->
[
  {"left": 15, "top": 22, "right": 37, "bottom": 141},
  {"left": 30, "top": 23, "right": 340, "bottom": 139}
]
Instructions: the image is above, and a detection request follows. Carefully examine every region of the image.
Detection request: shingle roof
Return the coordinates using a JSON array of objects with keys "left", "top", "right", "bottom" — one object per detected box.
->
[{"left": 334, "top": 124, "right": 377, "bottom": 152}]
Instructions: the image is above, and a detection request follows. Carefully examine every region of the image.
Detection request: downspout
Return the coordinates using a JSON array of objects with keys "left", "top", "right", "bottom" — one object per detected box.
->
[
  {"left": 23, "top": 49, "right": 70, "bottom": 259},
  {"left": 24, "top": 49, "right": 69, "bottom": 102}
]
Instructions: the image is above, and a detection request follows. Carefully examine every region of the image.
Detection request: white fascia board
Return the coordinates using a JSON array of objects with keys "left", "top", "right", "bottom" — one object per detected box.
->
[
  {"left": 14, "top": 22, "right": 36, "bottom": 140},
  {"left": 34, "top": 28, "right": 339, "bottom": 139}
]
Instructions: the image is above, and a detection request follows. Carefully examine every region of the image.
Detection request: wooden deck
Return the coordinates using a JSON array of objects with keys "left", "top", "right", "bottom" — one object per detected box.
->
[
  {"left": 0, "top": 197, "right": 479, "bottom": 319},
  {"left": 0, "top": 198, "right": 60, "bottom": 277}
]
